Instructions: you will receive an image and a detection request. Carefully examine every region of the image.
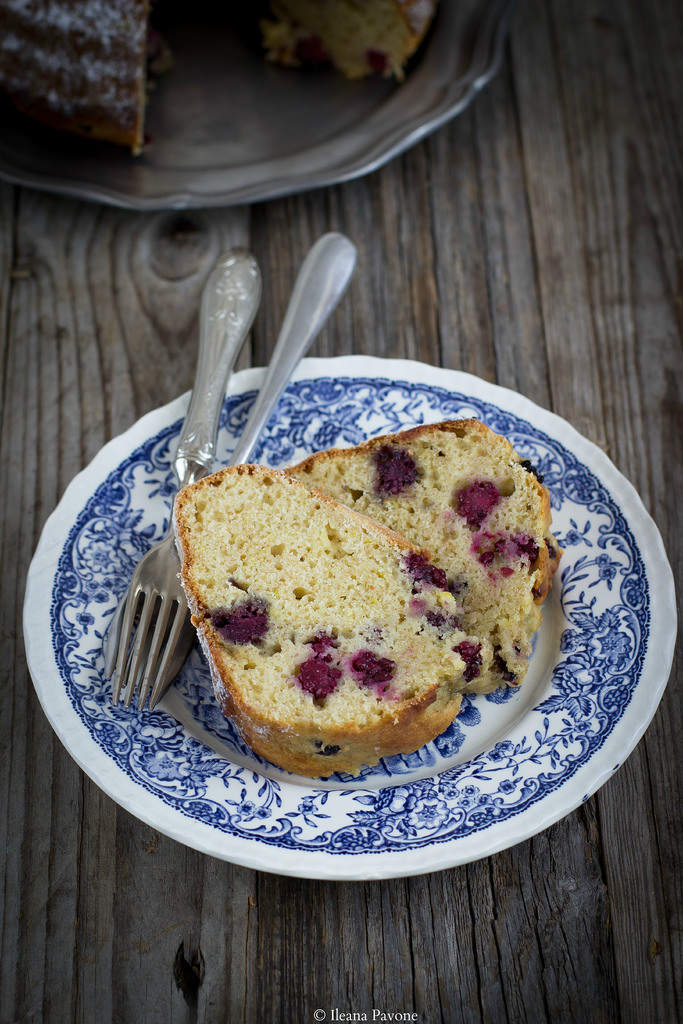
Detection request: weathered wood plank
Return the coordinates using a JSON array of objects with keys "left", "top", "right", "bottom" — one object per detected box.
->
[
  {"left": 427, "top": 107, "right": 497, "bottom": 383},
  {"left": 533, "top": 4, "right": 682, "bottom": 1022},
  {"left": 470, "top": 64, "right": 551, "bottom": 406},
  {"left": 511, "top": 0, "right": 607, "bottom": 448}
]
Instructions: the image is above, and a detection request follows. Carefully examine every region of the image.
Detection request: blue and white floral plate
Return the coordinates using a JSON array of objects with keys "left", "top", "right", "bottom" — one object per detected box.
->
[{"left": 24, "top": 357, "right": 676, "bottom": 879}]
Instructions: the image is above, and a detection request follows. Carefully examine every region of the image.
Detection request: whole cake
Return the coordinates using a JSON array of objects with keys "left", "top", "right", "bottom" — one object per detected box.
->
[
  {"left": 261, "top": 0, "right": 440, "bottom": 80},
  {"left": 173, "top": 464, "right": 490, "bottom": 777},
  {"left": 288, "top": 420, "right": 561, "bottom": 693}
]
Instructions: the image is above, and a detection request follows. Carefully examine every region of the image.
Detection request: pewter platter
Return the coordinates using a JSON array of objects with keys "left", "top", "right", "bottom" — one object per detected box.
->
[{"left": 0, "top": 0, "right": 512, "bottom": 210}]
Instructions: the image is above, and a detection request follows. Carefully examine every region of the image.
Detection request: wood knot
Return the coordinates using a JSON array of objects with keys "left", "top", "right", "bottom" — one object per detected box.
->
[
  {"left": 149, "top": 212, "right": 212, "bottom": 280},
  {"left": 173, "top": 940, "right": 204, "bottom": 1006}
]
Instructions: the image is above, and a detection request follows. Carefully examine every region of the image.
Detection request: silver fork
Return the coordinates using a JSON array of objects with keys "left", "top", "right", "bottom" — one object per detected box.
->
[
  {"left": 104, "top": 247, "right": 262, "bottom": 709},
  {"left": 105, "top": 232, "right": 357, "bottom": 710}
]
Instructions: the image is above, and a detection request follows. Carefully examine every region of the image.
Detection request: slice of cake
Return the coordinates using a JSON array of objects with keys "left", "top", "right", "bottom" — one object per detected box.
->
[
  {"left": 261, "top": 0, "right": 440, "bottom": 80},
  {"left": 288, "top": 420, "right": 561, "bottom": 694},
  {"left": 173, "top": 464, "right": 490, "bottom": 777}
]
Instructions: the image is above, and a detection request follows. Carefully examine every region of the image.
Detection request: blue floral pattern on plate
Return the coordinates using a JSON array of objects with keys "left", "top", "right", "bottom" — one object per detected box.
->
[{"left": 27, "top": 359, "right": 674, "bottom": 877}]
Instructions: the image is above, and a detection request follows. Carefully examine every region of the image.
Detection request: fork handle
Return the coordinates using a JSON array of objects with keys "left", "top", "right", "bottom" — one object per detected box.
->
[
  {"left": 174, "top": 249, "right": 262, "bottom": 489},
  {"left": 229, "top": 232, "right": 357, "bottom": 467}
]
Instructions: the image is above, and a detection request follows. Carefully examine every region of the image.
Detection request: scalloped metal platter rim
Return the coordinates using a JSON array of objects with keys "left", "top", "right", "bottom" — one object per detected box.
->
[
  {"left": 24, "top": 356, "right": 676, "bottom": 879},
  {"left": 0, "top": 0, "right": 512, "bottom": 210}
]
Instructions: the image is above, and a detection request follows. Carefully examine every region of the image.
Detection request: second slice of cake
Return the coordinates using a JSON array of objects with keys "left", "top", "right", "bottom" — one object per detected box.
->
[{"left": 289, "top": 420, "right": 561, "bottom": 694}]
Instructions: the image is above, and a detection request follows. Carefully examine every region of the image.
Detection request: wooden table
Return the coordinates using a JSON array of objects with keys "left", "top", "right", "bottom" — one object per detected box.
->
[{"left": 1, "top": 1, "right": 680, "bottom": 1020}]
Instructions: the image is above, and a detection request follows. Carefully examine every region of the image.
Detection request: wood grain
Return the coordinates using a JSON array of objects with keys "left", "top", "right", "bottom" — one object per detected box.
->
[{"left": 1, "top": 0, "right": 681, "bottom": 1021}]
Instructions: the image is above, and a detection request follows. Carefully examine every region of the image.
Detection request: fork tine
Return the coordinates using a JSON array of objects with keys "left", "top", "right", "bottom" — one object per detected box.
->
[
  {"left": 110, "top": 587, "right": 144, "bottom": 705},
  {"left": 136, "top": 594, "right": 176, "bottom": 710},
  {"left": 146, "top": 603, "right": 191, "bottom": 710},
  {"left": 122, "top": 592, "right": 159, "bottom": 707}
]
